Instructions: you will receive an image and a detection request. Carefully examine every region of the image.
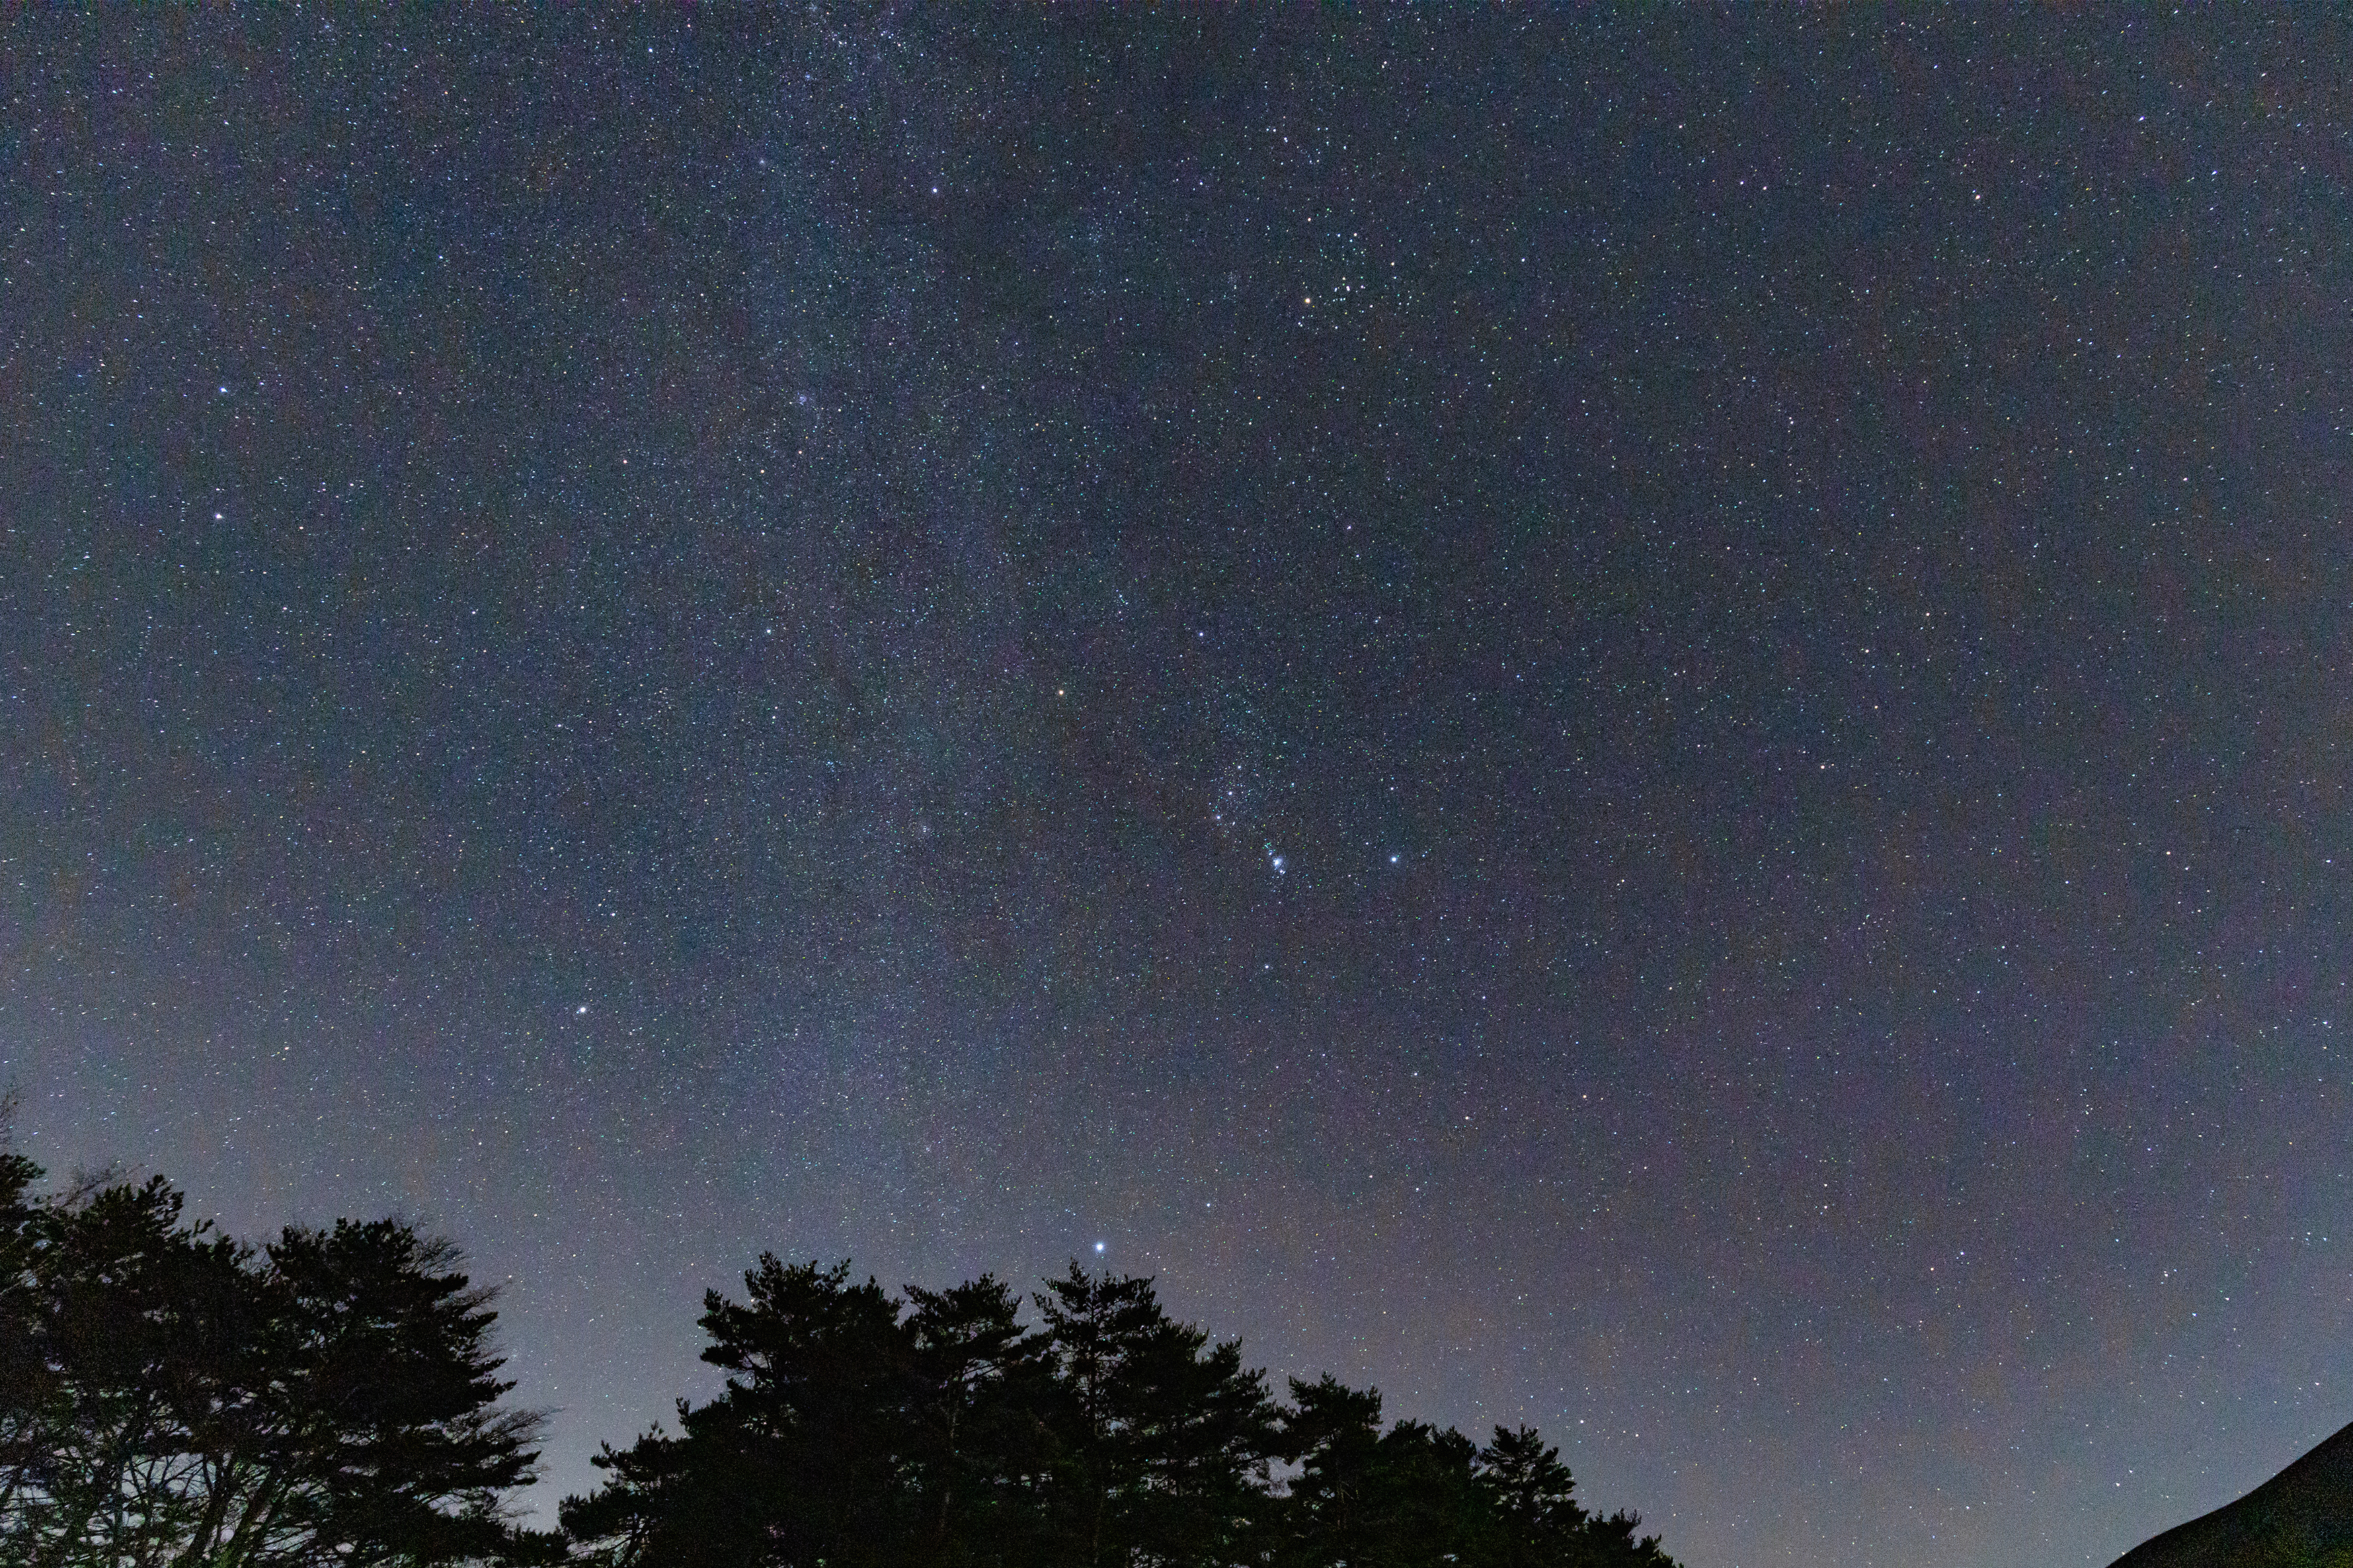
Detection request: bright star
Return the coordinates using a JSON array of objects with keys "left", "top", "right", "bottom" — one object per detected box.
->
[
  {"left": 1092, "top": 1241, "right": 1105, "bottom": 1255},
  {"left": 575, "top": 1005, "right": 589, "bottom": 1016}
]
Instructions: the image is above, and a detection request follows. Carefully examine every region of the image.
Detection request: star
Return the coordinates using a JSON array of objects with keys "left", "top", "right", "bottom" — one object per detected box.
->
[{"left": 18, "top": 19, "right": 2322, "bottom": 1565}]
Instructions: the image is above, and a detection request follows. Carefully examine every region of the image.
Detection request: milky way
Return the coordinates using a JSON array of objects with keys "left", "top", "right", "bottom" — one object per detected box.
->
[{"left": 7, "top": 13, "right": 2352, "bottom": 1566}]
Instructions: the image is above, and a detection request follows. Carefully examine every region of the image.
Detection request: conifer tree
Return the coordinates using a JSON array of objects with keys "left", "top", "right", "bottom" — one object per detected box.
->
[
  {"left": 559, "top": 1257, "right": 1684, "bottom": 1568},
  {"left": 564, "top": 1258, "right": 915, "bottom": 1568},
  {"left": 902, "top": 1276, "right": 1058, "bottom": 1566},
  {"left": 0, "top": 1151, "right": 547, "bottom": 1568},
  {"left": 1033, "top": 1264, "right": 1280, "bottom": 1568}
]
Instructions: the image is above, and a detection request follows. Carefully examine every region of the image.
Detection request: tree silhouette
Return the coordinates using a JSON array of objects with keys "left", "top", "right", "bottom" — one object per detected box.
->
[
  {"left": 1032, "top": 1263, "right": 1280, "bottom": 1568},
  {"left": 1273, "top": 1373, "right": 1389, "bottom": 1565},
  {"left": 0, "top": 1141, "right": 44, "bottom": 1518},
  {"left": 902, "top": 1276, "right": 1058, "bottom": 1565},
  {"left": 7, "top": 1125, "right": 1682, "bottom": 1568},
  {"left": 563, "top": 1258, "right": 925, "bottom": 1568},
  {"left": 0, "top": 1151, "right": 548, "bottom": 1568},
  {"left": 1480, "top": 1423, "right": 1678, "bottom": 1568},
  {"left": 563, "top": 1258, "right": 1682, "bottom": 1568}
]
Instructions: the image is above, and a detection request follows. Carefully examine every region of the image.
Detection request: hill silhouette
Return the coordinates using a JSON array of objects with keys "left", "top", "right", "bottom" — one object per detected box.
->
[{"left": 2111, "top": 1420, "right": 2353, "bottom": 1568}]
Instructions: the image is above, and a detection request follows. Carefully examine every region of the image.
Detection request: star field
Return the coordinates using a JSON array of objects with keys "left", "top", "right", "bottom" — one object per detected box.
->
[{"left": 5, "top": 13, "right": 2353, "bottom": 1567}]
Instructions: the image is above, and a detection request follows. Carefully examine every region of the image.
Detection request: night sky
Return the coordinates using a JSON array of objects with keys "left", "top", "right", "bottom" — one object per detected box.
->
[{"left": 7, "top": 11, "right": 2352, "bottom": 1567}]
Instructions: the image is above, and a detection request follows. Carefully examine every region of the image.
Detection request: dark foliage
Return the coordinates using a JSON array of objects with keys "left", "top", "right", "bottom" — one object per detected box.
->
[
  {"left": 563, "top": 1255, "right": 1680, "bottom": 1568},
  {"left": 0, "top": 1149, "right": 551, "bottom": 1568},
  {"left": 3, "top": 1126, "right": 1679, "bottom": 1567}
]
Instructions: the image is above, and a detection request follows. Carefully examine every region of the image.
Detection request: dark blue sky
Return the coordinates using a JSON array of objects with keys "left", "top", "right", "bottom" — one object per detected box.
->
[{"left": 7, "top": 12, "right": 2352, "bottom": 1566}]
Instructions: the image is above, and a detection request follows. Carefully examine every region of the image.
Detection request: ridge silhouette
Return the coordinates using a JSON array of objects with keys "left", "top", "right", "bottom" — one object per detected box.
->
[{"left": 2111, "top": 1419, "right": 2353, "bottom": 1568}]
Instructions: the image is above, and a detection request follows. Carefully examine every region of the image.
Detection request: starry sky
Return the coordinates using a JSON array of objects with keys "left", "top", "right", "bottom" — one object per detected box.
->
[{"left": 6, "top": 11, "right": 2352, "bottom": 1567}]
